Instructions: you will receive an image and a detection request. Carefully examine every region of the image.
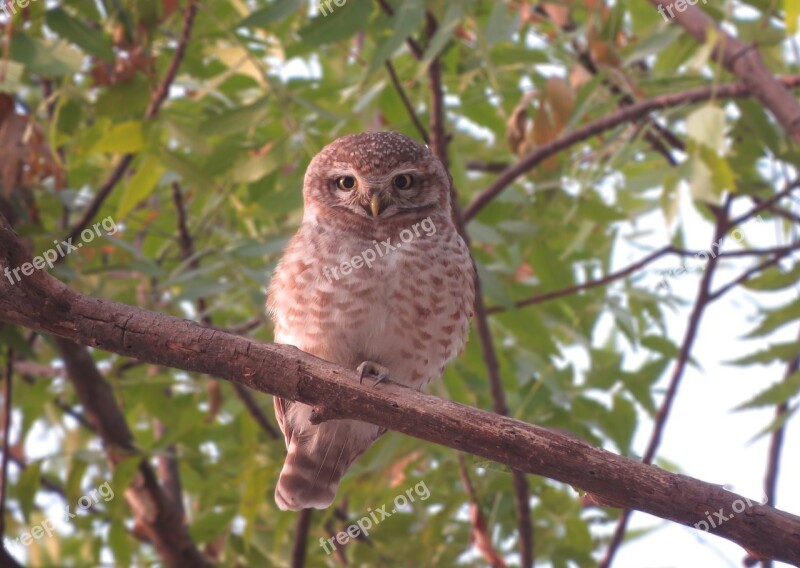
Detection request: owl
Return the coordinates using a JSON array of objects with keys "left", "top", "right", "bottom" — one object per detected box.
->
[{"left": 267, "top": 131, "right": 475, "bottom": 511}]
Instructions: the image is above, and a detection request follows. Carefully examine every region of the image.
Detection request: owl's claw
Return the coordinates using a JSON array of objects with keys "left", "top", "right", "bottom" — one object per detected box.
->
[{"left": 357, "top": 361, "right": 390, "bottom": 387}]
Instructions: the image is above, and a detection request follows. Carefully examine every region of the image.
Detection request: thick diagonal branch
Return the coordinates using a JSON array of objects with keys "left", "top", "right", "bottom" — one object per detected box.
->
[
  {"left": 649, "top": 0, "right": 800, "bottom": 144},
  {"left": 1, "top": 215, "right": 800, "bottom": 563},
  {"left": 53, "top": 337, "right": 208, "bottom": 567},
  {"left": 463, "top": 76, "right": 800, "bottom": 221}
]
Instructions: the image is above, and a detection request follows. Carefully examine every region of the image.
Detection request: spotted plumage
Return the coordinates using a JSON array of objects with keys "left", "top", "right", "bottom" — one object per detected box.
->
[{"left": 267, "top": 131, "right": 475, "bottom": 511}]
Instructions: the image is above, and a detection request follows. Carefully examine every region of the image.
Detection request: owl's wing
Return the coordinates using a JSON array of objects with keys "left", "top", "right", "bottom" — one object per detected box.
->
[{"left": 273, "top": 396, "right": 294, "bottom": 448}]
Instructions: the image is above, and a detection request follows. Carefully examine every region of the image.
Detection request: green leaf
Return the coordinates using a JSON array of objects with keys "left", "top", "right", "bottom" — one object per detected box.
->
[
  {"left": 608, "top": 395, "right": 637, "bottom": 453},
  {"left": 296, "top": 2, "right": 373, "bottom": 48},
  {"left": 45, "top": 8, "right": 115, "bottom": 61},
  {"left": 727, "top": 342, "right": 800, "bottom": 366},
  {"left": 366, "top": 0, "right": 426, "bottom": 75},
  {"left": 236, "top": 0, "right": 303, "bottom": 28},
  {"left": 660, "top": 173, "right": 680, "bottom": 227},
  {"left": 65, "top": 459, "right": 89, "bottom": 504},
  {"left": 484, "top": 0, "right": 517, "bottom": 45},
  {"left": 743, "top": 261, "right": 800, "bottom": 291},
  {"left": 91, "top": 120, "right": 144, "bottom": 154},
  {"left": 641, "top": 335, "right": 680, "bottom": 359},
  {"left": 17, "top": 461, "right": 42, "bottom": 522},
  {"left": 735, "top": 370, "right": 800, "bottom": 410},
  {"left": 108, "top": 522, "right": 134, "bottom": 565},
  {"left": 420, "top": 2, "right": 465, "bottom": 66},
  {"left": 116, "top": 155, "right": 165, "bottom": 219},
  {"left": 189, "top": 506, "right": 238, "bottom": 542},
  {"left": 745, "top": 296, "right": 800, "bottom": 338},
  {"left": 9, "top": 33, "right": 83, "bottom": 77},
  {"left": 198, "top": 99, "right": 271, "bottom": 137},
  {"left": 95, "top": 75, "right": 152, "bottom": 120}
]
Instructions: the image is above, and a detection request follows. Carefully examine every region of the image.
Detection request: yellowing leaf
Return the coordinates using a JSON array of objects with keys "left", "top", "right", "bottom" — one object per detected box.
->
[
  {"left": 117, "top": 155, "right": 164, "bottom": 219},
  {"left": 686, "top": 104, "right": 727, "bottom": 153},
  {"left": 92, "top": 121, "right": 144, "bottom": 154},
  {"left": 787, "top": 0, "right": 799, "bottom": 35}
]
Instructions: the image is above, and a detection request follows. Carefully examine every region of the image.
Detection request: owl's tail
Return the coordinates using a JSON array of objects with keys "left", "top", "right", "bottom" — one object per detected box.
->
[{"left": 275, "top": 420, "right": 372, "bottom": 511}]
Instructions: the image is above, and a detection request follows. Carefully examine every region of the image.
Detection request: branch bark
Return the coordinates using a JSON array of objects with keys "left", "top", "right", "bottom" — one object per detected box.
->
[
  {"left": 53, "top": 336, "right": 208, "bottom": 567},
  {"left": 62, "top": 0, "right": 198, "bottom": 247},
  {"left": 1, "top": 215, "right": 800, "bottom": 563},
  {"left": 424, "top": 12, "right": 533, "bottom": 564},
  {"left": 601, "top": 198, "right": 732, "bottom": 567},
  {"left": 463, "top": 76, "right": 800, "bottom": 221},
  {"left": 649, "top": 0, "right": 800, "bottom": 144}
]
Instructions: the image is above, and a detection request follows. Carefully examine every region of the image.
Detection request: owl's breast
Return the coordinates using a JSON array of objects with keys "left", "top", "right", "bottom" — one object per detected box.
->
[{"left": 268, "top": 223, "right": 475, "bottom": 388}]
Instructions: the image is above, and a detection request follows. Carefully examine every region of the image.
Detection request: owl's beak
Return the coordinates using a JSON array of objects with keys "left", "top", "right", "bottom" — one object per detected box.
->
[{"left": 369, "top": 193, "right": 387, "bottom": 218}]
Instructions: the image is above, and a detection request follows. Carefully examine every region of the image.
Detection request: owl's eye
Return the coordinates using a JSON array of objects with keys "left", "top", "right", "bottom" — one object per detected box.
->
[
  {"left": 392, "top": 174, "right": 414, "bottom": 190},
  {"left": 336, "top": 176, "right": 357, "bottom": 191}
]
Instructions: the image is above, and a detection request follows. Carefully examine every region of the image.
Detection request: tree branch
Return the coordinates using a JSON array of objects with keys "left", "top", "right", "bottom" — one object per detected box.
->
[
  {"left": 171, "top": 182, "right": 280, "bottom": 440},
  {"left": 601, "top": 198, "right": 732, "bottom": 566},
  {"left": 3, "top": 215, "right": 800, "bottom": 564},
  {"left": 62, "top": 0, "right": 198, "bottom": 247},
  {"left": 53, "top": 337, "right": 208, "bottom": 567},
  {"left": 750, "top": 326, "right": 800, "bottom": 568},
  {"left": 424, "top": 12, "right": 533, "bottom": 564},
  {"left": 463, "top": 76, "right": 800, "bottom": 221},
  {"left": 384, "top": 60, "right": 429, "bottom": 143},
  {"left": 291, "top": 509, "right": 313, "bottom": 568},
  {"left": 0, "top": 348, "right": 13, "bottom": 542},
  {"left": 489, "top": 246, "right": 677, "bottom": 313},
  {"left": 650, "top": 0, "right": 800, "bottom": 144}
]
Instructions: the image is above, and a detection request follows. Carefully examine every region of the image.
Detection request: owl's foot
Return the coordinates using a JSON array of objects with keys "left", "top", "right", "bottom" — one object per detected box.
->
[{"left": 357, "top": 361, "right": 390, "bottom": 387}]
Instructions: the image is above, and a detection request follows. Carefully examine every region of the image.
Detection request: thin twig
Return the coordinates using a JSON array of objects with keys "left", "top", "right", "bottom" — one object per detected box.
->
[
  {"left": 0, "top": 348, "right": 13, "bottom": 540},
  {"left": 375, "top": 0, "right": 423, "bottom": 58},
  {"left": 572, "top": 35, "right": 683, "bottom": 164},
  {"left": 423, "top": 12, "right": 534, "bottom": 566},
  {"left": 601, "top": 198, "right": 732, "bottom": 567},
  {"left": 490, "top": 247, "right": 676, "bottom": 313},
  {"left": 172, "top": 182, "right": 281, "bottom": 439},
  {"left": 292, "top": 509, "right": 313, "bottom": 568},
  {"left": 463, "top": 77, "right": 800, "bottom": 221},
  {"left": 763, "top": 331, "right": 800, "bottom": 507},
  {"left": 384, "top": 60, "right": 429, "bottom": 143},
  {"left": 707, "top": 253, "right": 795, "bottom": 303},
  {"left": 728, "top": 181, "right": 800, "bottom": 228},
  {"left": 62, "top": 0, "right": 198, "bottom": 247},
  {"left": 232, "top": 383, "right": 280, "bottom": 439},
  {"left": 750, "top": 326, "right": 800, "bottom": 568},
  {"left": 751, "top": 196, "right": 800, "bottom": 226},
  {"left": 648, "top": 0, "right": 800, "bottom": 144},
  {"left": 457, "top": 454, "right": 508, "bottom": 568}
]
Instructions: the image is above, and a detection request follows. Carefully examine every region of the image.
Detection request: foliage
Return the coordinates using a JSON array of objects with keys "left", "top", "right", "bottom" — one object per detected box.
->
[{"left": 0, "top": 0, "right": 798, "bottom": 566}]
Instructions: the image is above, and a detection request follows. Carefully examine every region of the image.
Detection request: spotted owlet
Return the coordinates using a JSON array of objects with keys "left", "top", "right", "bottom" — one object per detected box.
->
[{"left": 267, "top": 131, "right": 475, "bottom": 511}]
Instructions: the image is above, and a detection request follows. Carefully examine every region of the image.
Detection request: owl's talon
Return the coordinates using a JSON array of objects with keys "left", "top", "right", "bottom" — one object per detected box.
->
[{"left": 357, "top": 361, "right": 390, "bottom": 387}]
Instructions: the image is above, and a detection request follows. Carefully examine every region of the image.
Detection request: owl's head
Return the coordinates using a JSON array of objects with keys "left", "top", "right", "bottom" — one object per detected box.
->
[{"left": 302, "top": 131, "right": 450, "bottom": 226}]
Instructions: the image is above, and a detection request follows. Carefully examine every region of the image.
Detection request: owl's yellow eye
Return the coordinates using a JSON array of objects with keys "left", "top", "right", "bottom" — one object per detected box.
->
[
  {"left": 392, "top": 174, "right": 414, "bottom": 190},
  {"left": 336, "top": 176, "right": 357, "bottom": 191}
]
